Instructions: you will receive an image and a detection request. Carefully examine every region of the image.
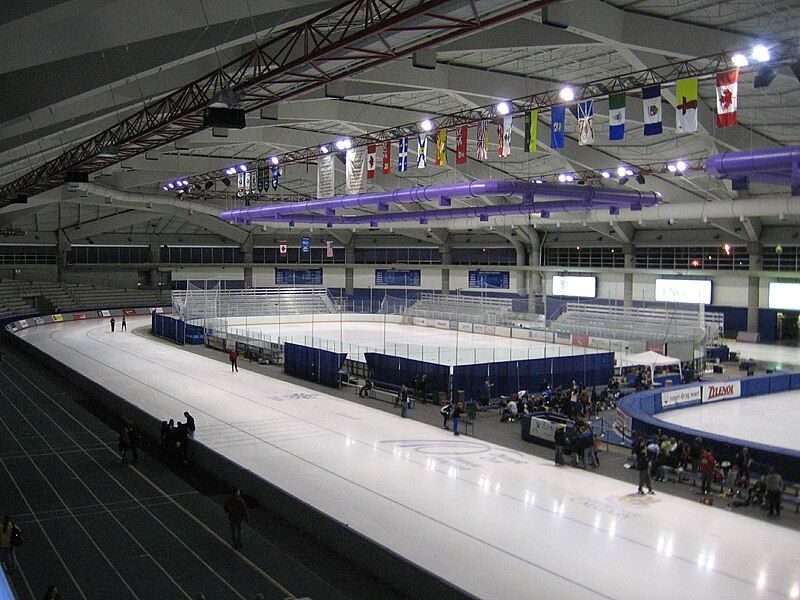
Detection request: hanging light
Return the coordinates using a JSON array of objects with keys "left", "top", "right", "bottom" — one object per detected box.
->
[
  {"left": 557, "top": 173, "right": 567, "bottom": 183},
  {"left": 320, "top": 145, "right": 330, "bottom": 154},
  {"left": 731, "top": 53, "right": 749, "bottom": 68},
  {"left": 239, "top": 164, "right": 248, "bottom": 172},
  {"left": 751, "top": 44, "right": 771, "bottom": 63},
  {"left": 667, "top": 163, "right": 677, "bottom": 173},
  {"left": 564, "top": 174, "right": 575, "bottom": 182},
  {"left": 601, "top": 170, "right": 611, "bottom": 179},
  {"left": 335, "top": 138, "right": 352, "bottom": 150},
  {"left": 419, "top": 119, "right": 434, "bottom": 132},
  {"left": 676, "top": 160, "right": 688, "bottom": 172},
  {"left": 270, "top": 156, "right": 279, "bottom": 165},
  {"left": 616, "top": 166, "right": 627, "bottom": 177},
  {"left": 496, "top": 101, "right": 511, "bottom": 115},
  {"left": 559, "top": 86, "right": 575, "bottom": 102}
]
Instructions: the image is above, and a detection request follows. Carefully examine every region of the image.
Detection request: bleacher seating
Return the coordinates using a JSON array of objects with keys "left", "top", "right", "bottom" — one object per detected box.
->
[
  {"left": 405, "top": 293, "right": 513, "bottom": 325},
  {"left": 172, "top": 287, "right": 337, "bottom": 321}
]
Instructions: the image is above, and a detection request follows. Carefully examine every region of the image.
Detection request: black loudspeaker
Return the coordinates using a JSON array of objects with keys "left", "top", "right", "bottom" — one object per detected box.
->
[
  {"left": 203, "top": 107, "right": 246, "bottom": 129},
  {"left": 12, "top": 194, "right": 28, "bottom": 204},
  {"left": 65, "top": 171, "right": 89, "bottom": 183}
]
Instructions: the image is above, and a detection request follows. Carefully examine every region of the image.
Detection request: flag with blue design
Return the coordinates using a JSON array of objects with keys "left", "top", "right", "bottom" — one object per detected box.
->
[
  {"left": 608, "top": 93, "right": 626, "bottom": 141},
  {"left": 476, "top": 120, "right": 488, "bottom": 160},
  {"left": 642, "top": 85, "right": 662, "bottom": 136},
  {"left": 577, "top": 101, "right": 594, "bottom": 145},
  {"left": 398, "top": 137, "right": 408, "bottom": 172},
  {"left": 416, "top": 133, "right": 428, "bottom": 168},
  {"left": 550, "top": 106, "right": 566, "bottom": 149}
]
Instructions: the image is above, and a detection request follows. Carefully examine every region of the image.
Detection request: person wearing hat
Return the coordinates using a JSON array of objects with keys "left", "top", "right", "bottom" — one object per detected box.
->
[{"left": 554, "top": 423, "right": 567, "bottom": 466}]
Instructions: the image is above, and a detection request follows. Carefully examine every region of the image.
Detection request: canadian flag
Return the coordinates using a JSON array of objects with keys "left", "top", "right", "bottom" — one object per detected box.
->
[
  {"left": 367, "top": 144, "right": 376, "bottom": 179},
  {"left": 279, "top": 241, "right": 287, "bottom": 256},
  {"left": 716, "top": 69, "right": 739, "bottom": 128}
]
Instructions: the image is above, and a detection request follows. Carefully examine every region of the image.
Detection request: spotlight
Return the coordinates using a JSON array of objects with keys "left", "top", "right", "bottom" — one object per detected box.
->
[
  {"left": 176, "top": 180, "right": 183, "bottom": 187},
  {"left": 162, "top": 185, "right": 169, "bottom": 191},
  {"left": 635, "top": 174, "right": 646, "bottom": 185},
  {"left": 221, "top": 177, "right": 231, "bottom": 187},
  {"left": 723, "top": 243, "right": 732, "bottom": 255},
  {"left": 270, "top": 156, "right": 279, "bottom": 165},
  {"left": 557, "top": 173, "right": 567, "bottom": 183},
  {"left": 167, "top": 183, "right": 175, "bottom": 189},
  {"left": 320, "top": 145, "right": 330, "bottom": 154},
  {"left": 419, "top": 119, "right": 433, "bottom": 132},
  {"left": 731, "top": 53, "right": 749, "bottom": 68},
  {"left": 181, "top": 179, "right": 189, "bottom": 185},
  {"left": 565, "top": 174, "right": 575, "bottom": 182},
  {"left": 534, "top": 178, "right": 544, "bottom": 184},
  {"left": 625, "top": 168, "right": 634, "bottom": 177},
  {"left": 559, "top": 86, "right": 575, "bottom": 102},
  {"left": 601, "top": 170, "right": 611, "bottom": 179},
  {"left": 616, "top": 166, "right": 627, "bottom": 177},
  {"left": 204, "top": 181, "right": 214, "bottom": 190},
  {"left": 496, "top": 101, "right": 511, "bottom": 115},
  {"left": 676, "top": 160, "right": 688, "bottom": 173},
  {"left": 225, "top": 167, "right": 236, "bottom": 175},
  {"left": 754, "top": 65, "right": 777, "bottom": 88},
  {"left": 335, "top": 138, "right": 352, "bottom": 150},
  {"left": 751, "top": 44, "right": 771, "bottom": 63},
  {"left": 239, "top": 164, "right": 248, "bottom": 172},
  {"left": 667, "top": 164, "right": 677, "bottom": 173}
]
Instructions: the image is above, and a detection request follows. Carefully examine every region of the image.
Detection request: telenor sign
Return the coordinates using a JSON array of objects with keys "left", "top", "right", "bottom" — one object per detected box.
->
[{"left": 702, "top": 381, "right": 741, "bottom": 403}]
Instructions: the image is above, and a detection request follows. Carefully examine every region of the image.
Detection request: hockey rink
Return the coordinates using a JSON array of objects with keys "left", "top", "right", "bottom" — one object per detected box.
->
[
  {"left": 14, "top": 316, "right": 800, "bottom": 600},
  {"left": 224, "top": 319, "right": 603, "bottom": 365},
  {"left": 728, "top": 341, "right": 800, "bottom": 368},
  {"left": 658, "top": 390, "right": 800, "bottom": 453}
]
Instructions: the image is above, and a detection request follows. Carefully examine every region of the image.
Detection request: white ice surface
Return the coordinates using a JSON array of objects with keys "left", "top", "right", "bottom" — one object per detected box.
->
[
  {"left": 658, "top": 390, "right": 800, "bottom": 453},
  {"left": 16, "top": 317, "right": 800, "bottom": 600},
  {"left": 227, "top": 320, "right": 601, "bottom": 365},
  {"left": 727, "top": 341, "right": 800, "bottom": 367}
]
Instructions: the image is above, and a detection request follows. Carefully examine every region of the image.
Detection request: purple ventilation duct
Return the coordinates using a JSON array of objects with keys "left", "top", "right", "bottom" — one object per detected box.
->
[
  {"left": 705, "top": 145, "right": 800, "bottom": 196},
  {"left": 221, "top": 179, "right": 661, "bottom": 226}
]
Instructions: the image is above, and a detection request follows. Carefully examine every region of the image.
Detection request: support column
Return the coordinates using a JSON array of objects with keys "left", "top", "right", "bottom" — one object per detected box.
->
[
  {"left": 747, "top": 243, "right": 761, "bottom": 333},
  {"left": 149, "top": 242, "right": 161, "bottom": 289},
  {"left": 440, "top": 244, "right": 451, "bottom": 294},
  {"left": 344, "top": 244, "right": 355, "bottom": 295},
  {"left": 56, "top": 230, "right": 70, "bottom": 283},
  {"left": 623, "top": 244, "right": 634, "bottom": 309},
  {"left": 510, "top": 238, "right": 527, "bottom": 297},
  {"left": 240, "top": 238, "right": 253, "bottom": 289},
  {"left": 525, "top": 227, "right": 542, "bottom": 314}
]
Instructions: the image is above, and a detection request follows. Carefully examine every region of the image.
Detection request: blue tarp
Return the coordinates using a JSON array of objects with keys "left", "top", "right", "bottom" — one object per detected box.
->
[
  {"left": 284, "top": 342, "right": 347, "bottom": 388},
  {"left": 364, "top": 352, "right": 449, "bottom": 398}
]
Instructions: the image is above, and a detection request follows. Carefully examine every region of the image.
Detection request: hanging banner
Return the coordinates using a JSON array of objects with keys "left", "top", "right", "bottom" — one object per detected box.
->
[
  {"left": 326, "top": 240, "right": 334, "bottom": 258},
  {"left": 243, "top": 171, "right": 252, "bottom": 193},
  {"left": 416, "top": 133, "right": 428, "bottom": 168},
  {"left": 279, "top": 241, "right": 288, "bottom": 256},
  {"left": 271, "top": 167, "right": 280, "bottom": 190},
  {"left": 524, "top": 110, "right": 537, "bottom": 153},
  {"left": 382, "top": 141, "right": 392, "bottom": 174},
  {"left": 675, "top": 77, "right": 699, "bottom": 133},
  {"left": 237, "top": 172, "right": 245, "bottom": 192},
  {"left": 456, "top": 125, "right": 468, "bottom": 164},
  {"left": 642, "top": 85, "right": 663, "bottom": 136},
  {"left": 317, "top": 153, "right": 335, "bottom": 198},
  {"left": 498, "top": 115, "right": 512, "bottom": 157},
  {"left": 398, "top": 137, "right": 408, "bottom": 172},
  {"left": 578, "top": 101, "right": 594, "bottom": 145},
  {"left": 435, "top": 130, "right": 447, "bottom": 165},
  {"left": 716, "top": 69, "right": 739, "bottom": 128},
  {"left": 608, "top": 93, "right": 626, "bottom": 140},
  {"left": 550, "top": 106, "right": 565, "bottom": 149},
  {"left": 367, "top": 144, "right": 376, "bottom": 179},
  {"left": 300, "top": 236, "right": 311, "bottom": 253},
  {"left": 476, "top": 120, "right": 488, "bottom": 160},
  {"left": 346, "top": 146, "right": 367, "bottom": 194},
  {"left": 250, "top": 169, "right": 258, "bottom": 193}
]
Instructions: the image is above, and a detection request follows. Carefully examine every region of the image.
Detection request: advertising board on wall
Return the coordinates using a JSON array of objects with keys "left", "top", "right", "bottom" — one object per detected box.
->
[
  {"left": 552, "top": 275, "right": 597, "bottom": 298},
  {"left": 529, "top": 417, "right": 560, "bottom": 443},
  {"left": 702, "top": 380, "right": 741, "bottom": 403},
  {"left": 655, "top": 278, "right": 712, "bottom": 305},
  {"left": 661, "top": 386, "right": 701, "bottom": 408}
]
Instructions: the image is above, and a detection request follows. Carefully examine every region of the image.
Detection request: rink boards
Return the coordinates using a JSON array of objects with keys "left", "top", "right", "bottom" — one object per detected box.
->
[{"left": 12, "top": 315, "right": 800, "bottom": 600}]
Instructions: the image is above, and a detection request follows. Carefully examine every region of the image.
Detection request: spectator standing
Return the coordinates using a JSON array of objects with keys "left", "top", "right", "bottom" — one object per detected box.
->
[
  {"left": 128, "top": 426, "right": 139, "bottom": 464},
  {"left": 1, "top": 515, "right": 20, "bottom": 574},
  {"left": 554, "top": 424, "right": 567, "bottom": 466},
  {"left": 699, "top": 448, "right": 717, "bottom": 495},
  {"left": 734, "top": 447, "right": 752, "bottom": 487},
  {"left": 452, "top": 403, "right": 464, "bottom": 436},
  {"left": 636, "top": 448, "right": 655, "bottom": 495},
  {"left": 184, "top": 411, "right": 196, "bottom": 438},
  {"left": 765, "top": 467, "right": 783, "bottom": 517},
  {"left": 229, "top": 349, "right": 239, "bottom": 372},
  {"left": 110, "top": 317, "right": 116, "bottom": 332},
  {"left": 121, "top": 316, "right": 127, "bottom": 331},
  {"left": 395, "top": 384, "right": 408, "bottom": 408},
  {"left": 440, "top": 401, "right": 452, "bottom": 429},
  {"left": 118, "top": 426, "right": 132, "bottom": 465},
  {"left": 224, "top": 489, "right": 249, "bottom": 550},
  {"left": 484, "top": 378, "right": 493, "bottom": 401},
  {"left": 400, "top": 393, "right": 410, "bottom": 418}
]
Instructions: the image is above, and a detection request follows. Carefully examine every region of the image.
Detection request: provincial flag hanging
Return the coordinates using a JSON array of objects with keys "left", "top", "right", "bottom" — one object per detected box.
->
[
  {"left": 237, "top": 172, "right": 245, "bottom": 192},
  {"left": 577, "top": 101, "right": 594, "bottom": 145},
  {"left": 550, "top": 106, "right": 565, "bottom": 149},
  {"left": 416, "top": 133, "right": 428, "bottom": 169},
  {"left": 608, "top": 93, "right": 626, "bottom": 141},
  {"left": 279, "top": 241, "right": 287, "bottom": 257},
  {"left": 455, "top": 125, "right": 468, "bottom": 164},
  {"left": 476, "top": 120, "right": 488, "bottom": 160},
  {"left": 435, "top": 130, "right": 447, "bottom": 165},
  {"left": 366, "top": 144, "right": 376, "bottom": 179},
  {"left": 317, "top": 154, "right": 335, "bottom": 198},
  {"left": 497, "top": 115, "right": 512, "bottom": 157},
  {"left": 382, "top": 141, "right": 391, "bottom": 174},
  {"left": 716, "top": 69, "right": 739, "bottom": 128},
  {"left": 270, "top": 167, "right": 280, "bottom": 190},
  {"left": 345, "top": 147, "right": 366, "bottom": 194},
  {"left": 642, "top": 85, "right": 662, "bottom": 136},
  {"left": 244, "top": 171, "right": 251, "bottom": 193},
  {"left": 398, "top": 137, "right": 408, "bottom": 172},
  {"left": 326, "top": 240, "right": 334, "bottom": 258},
  {"left": 675, "top": 77, "right": 698, "bottom": 133},
  {"left": 524, "top": 110, "right": 538, "bottom": 153}
]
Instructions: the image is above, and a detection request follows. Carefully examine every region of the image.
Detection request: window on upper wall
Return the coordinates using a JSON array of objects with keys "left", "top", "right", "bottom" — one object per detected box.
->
[
  {"left": 451, "top": 247, "right": 516, "bottom": 265},
  {"left": 67, "top": 246, "right": 149, "bottom": 264},
  {"left": 160, "top": 246, "right": 244, "bottom": 264},
  {"left": 0, "top": 245, "right": 57, "bottom": 265},
  {"left": 634, "top": 246, "right": 749, "bottom": 270},
  {"left": 253, "top": 246, "right": 345, "bottom": 263},
  {"left": 543, "top": 247, "right": 624, "bottom": 268},
  {"left": 762, "top": 246, "right": 800, "bottom": 271},
  {"left": 354, "top": 247, "right": 441, "bottom": 264}
]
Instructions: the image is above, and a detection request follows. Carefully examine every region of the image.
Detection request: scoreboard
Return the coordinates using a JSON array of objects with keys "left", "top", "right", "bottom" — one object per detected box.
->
[
  {"left": 375, "top": 269, "right": 421, "bottom": 286},
  {"left": 275, "top": 268, "right": 323, "bottom": 285},
  {"left": 468, "top": 270, "right": 509, "bottom": 289}
]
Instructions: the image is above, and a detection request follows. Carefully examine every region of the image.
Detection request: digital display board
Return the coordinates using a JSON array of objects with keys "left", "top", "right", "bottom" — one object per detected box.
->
[
  {"left": 655, "top": 278, "right": 712, "bottom": 304},
  {"left": 769, "top": 282, "right": 800, "bottom": 310},
  {"left": 468, "top": 270, "right": 510, "bottom": 289},
  {"left": 275, "top": 268, "right": 323, "bottom": 285},
  {"left": 552, "top": 275, "right": 597, "bottom": 298},
  {"left": 375, "top": 269, "right": 421, "bottom": 286}
]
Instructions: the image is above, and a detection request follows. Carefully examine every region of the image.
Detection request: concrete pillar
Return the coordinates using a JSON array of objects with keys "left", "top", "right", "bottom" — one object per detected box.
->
[
  {"left": 623, "top": 244, "right": 634, "bottom": 309},
  {"left": 240, "top": 238, "right": 253, "bottom": 289},
  {"left": 747, "top": 243, "right": 761, "bottom": 333},
  {"left": 525, "top": 227, "right": 542, "bottom": 314},
  {"left": 344, "top": 244, "right": 355, "bottom": 295},
  {"left": 510, "top": 238, "right": 527, "bottom": 297},
  {"left": 56, "top": 230, "right": 70, "bottom": 283},
  {"left": 440, "top": 244, "right": 451, "bottom": 294},
  {"left": 149, "top": 243, "right": 161, "bottom": 289}
]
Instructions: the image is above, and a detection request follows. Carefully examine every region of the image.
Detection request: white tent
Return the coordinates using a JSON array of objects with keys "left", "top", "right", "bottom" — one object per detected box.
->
[{"left": 619, "top": 351, "right": 682, "bottom": 382}]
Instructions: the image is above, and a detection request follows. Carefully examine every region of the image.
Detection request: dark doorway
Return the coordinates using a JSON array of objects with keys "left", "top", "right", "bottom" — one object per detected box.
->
[{"left": 776, "top": 311, "right": 800, "bottom": 342}]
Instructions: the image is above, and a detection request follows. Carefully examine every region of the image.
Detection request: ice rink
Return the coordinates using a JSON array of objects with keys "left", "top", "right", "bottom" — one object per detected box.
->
[
  {"left": 15, "top": 316, "right": 800, "bottom": 600},
  {"left": 225, "top": 319, "right": 603, "bottom": 365},
  {"left": 728, "top": 341, "right": 800, "bottom": 368},
  {"left": 658, "top": 390, "right": 800, "bottom": 453}
]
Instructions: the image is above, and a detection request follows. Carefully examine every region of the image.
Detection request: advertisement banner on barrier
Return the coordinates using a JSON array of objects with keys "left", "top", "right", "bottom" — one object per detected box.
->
[
  {"left": 473, "top": 324, "right": 486, "bottom": 334},
  {"left": 529, "top": 417, "right": 559, "bottom": 443},
  {"left": 52, "top": 314, "right": 63, "bottom": 322},
  {"left": 32, "top": 317, "right": 44, "bottom": 325},
  {"left": 702, "top": 381, "right": 741, "bottom": 403},
  {"left": 572, "top": 334, "right": 589, "bottom": 347},
  {"left": 435, "top": 319, "right": 449, "bottom": 329},
  {"left": 74, "top": 312, "right": 85, "bottom": 320},
  {"left": 449, "top": 321, "right": 459, "bottom": 330},
  {"left": 98, "top": 310, "right": 111, "bottom": 317},
  {"left": 484, "top": 325, "right": 496, "bottom": 336},
  {"left": 412, "top": 317, "right": 428, "bottom": 326},
  {"left": 458, "top": 322, "right": 473, "bottom": 332},
  {"left": 18, "top": 319, "right": 28, "bottom": 328},
  {"left": 555, "top": 332, "right": 571, "bottom": 344},
  {"left": 661, "top": 386, "right": 701, "bottom": 408}
]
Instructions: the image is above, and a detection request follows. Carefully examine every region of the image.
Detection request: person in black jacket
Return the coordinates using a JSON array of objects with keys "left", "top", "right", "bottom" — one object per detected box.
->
[
  {"left": 636, "top": 448, "right": 655, "bottom": 495},
  {"left": 184, "top": 411, "right": 196, "bottom": 437},
  {"left": 554, "top": 424, "right": 567, "bottom": 465},
  {"left": 451, "top": 403, "right": 464, "bottom": 436}
]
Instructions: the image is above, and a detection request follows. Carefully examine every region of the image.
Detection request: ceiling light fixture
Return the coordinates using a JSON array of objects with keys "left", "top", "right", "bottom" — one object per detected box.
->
[
  {"left": 270, "top": 156, "right": 279, "bottom": 165},
  {"left": 419, "top": 119, "right": 434, "bottom": 132},
  {"left": 559, "top": 86, "right": 575, "bottom": 102},
  {"left": 751, "top": 44, "right": 771, "bottom": 63},
  {"left": 496, "top": 101, "right": 511, "bottom": 115},
  {"left": 731, "top": 53, "right": 749, "bottom": 68}
]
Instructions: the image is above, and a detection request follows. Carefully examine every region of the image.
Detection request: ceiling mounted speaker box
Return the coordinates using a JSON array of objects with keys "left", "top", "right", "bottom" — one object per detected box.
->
[
  {"left": 203, "top": 107, "right": 246, "bottom": 129},
  {"left": 65, "top": 171, "right": 89, "bottom": 183}
]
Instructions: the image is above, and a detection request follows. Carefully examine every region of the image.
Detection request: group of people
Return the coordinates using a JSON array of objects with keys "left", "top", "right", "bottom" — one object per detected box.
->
[
  {"left": 439, "top": 401, "right": 466, "bottom": 435},
  {"left": 160, "top": 411, "right": 196, "bottom": 464},
  {"left": 553, "top": 421, "right": 602, "bottom": 469},
  {"left": 117, "top": 423, "right": 140, "bottom": 465},
  {"left": 109, "top": 315, "right": 127, "bottom": 332},
  {"left": 495, "top": 380, "right": 611, "bottom": 424}
]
